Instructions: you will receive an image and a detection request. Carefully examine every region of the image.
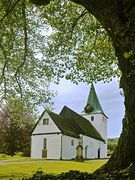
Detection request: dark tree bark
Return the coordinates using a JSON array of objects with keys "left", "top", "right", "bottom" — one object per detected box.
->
[{"left": 30, "top": 0, "right": 135, "bottom": 173}]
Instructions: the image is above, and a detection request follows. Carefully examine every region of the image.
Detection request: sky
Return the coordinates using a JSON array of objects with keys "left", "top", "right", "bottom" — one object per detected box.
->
[{"left": 50, "top": 78, "right": 125, "bottom": 138}]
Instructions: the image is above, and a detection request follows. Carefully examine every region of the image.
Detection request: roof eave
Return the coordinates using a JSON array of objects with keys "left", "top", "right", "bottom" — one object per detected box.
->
[{"left": 81, "top": 111, "right": 108, "bottom": 119}]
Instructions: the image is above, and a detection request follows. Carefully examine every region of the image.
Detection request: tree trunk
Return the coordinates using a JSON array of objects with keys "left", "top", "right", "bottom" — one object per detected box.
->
[{"left": 100, "top": 42, "right": 135, "bottom": 172}]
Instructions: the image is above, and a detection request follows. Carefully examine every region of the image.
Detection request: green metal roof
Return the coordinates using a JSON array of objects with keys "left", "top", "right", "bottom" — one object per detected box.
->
[{"left": 84, "top": 83, "right": 107, "bottom": 117}]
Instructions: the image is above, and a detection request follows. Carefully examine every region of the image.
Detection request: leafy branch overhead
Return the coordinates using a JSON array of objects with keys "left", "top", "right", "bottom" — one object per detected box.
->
[
  {"left": 0, "top": 0, "right": 55, "bottom": 108},
  {"left": 0, "top": 0, "right": 119, "bottom": 107},
  {"left": 39, "top": 0, "right": 120, "bottom": 83}
]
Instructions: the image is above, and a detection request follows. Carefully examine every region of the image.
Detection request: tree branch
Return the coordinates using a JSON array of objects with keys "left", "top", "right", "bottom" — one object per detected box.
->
[
  {"left": 29, "top": 0, "right": 50, "bottom": 6},
  {"left": 0, "top": 0, "right": 20, "bottom": 23},
  {"left": 15, "top": 76, "right": 23, "bottom": 99},
  {"left": 70, "top": 9, "right": 88, "bottom": 37},
  {"left": 0, "top": 43, "right": 8, "bottom": 99},
  {"left": 3, "top": 75, "right": 7, "bottom": 99},
  {"left": 0, "top": 44, "right": 8, "bottom": 85},
  {"left": 14, "top": 2, "right": 28, "bottom": 77}
]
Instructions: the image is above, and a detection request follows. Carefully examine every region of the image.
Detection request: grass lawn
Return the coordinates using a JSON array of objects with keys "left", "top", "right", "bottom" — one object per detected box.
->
[{"left": 0, "top": 155, "right": 107, "bottom": 179}]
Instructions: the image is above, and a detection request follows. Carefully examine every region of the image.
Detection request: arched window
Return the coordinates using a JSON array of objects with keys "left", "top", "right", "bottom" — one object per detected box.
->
[{"left": 43, "top": 138, "right": 47, "bottom": 149}]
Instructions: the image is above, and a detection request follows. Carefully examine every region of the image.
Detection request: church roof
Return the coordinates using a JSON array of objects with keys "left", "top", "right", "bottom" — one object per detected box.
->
[
  {"left": 32, "top": 106, "right": 105, "bottom": 142},
  {"left": 60, "top": 106, "right": 105, "bottom": 142},
  {"left": 84, "top": 84, "right": 107, "bottom": 117},
  {"left": 47, "top": 111, "right": 79, "bottom": 138}
]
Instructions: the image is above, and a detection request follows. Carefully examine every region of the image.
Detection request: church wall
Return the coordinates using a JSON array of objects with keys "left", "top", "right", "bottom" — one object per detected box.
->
[
  {"left": 100, "top": 141, "right": 107, "bottom": 158},
  {"left": 31, "top": 134, "right": 61, "bottom": 159},
  {"left": 61, "top": 135, "right": 80, "bottom": 159},
  {"left": 81, "top": 113, "right": 107, "bottom": 142},
  {"left": 82, "top": 135, "right": 106, "bottom": 159},
  {"left": 82, "top": 113, "right": 107, "bottom": 158},
  {"left": 33, "top": 112, "right": 61, "bottom": 134}
]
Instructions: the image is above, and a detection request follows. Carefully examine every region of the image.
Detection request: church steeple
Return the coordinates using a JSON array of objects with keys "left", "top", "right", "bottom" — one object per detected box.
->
[
  {"left": 84, "top": 83, "right": 106, "bottom": 116},
  {"left": 82, "top": 83, "right": 108, "bottom": 156}
]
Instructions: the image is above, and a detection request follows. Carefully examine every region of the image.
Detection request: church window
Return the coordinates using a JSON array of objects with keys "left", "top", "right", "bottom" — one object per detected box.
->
[
  {"left": 43, "top": 118, "right": 49, "bottom": 125},
  {"left": 91, "top": 116, "right": 94, "bottom": 121},
  {"left": 71, "top": 139, "right": 74, "bottom": 146},
  {"left": 43, "top": 138, "right": 47, "bottom": 149}
]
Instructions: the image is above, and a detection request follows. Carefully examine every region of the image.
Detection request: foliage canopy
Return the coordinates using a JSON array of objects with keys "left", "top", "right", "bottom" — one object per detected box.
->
[
  {"left": 0, "top": 0, "right": 55, "bottom": 108},
  {"left": 0, "top": 0, "right": 119, "bottom": 108},
  {"left": 39, "top": 0, "right": 119, "bottom": 83}
]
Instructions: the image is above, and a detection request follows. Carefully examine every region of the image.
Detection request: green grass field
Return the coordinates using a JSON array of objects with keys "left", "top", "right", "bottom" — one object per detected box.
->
[{"left": 0, "top": 155, "right": 107, "bottom": 179}]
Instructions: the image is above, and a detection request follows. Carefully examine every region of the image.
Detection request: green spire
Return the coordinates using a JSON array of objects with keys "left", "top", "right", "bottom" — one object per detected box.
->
[{"left": 84, "top": 83, "right": 105, "bottom": 115}]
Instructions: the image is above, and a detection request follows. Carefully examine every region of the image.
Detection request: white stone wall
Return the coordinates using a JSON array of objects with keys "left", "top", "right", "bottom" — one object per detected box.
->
[
  {"left": 82, "top": 135, "right": 106, "bottom": 159},
  {"left": 31, "top": 134, "right": 61, "bottom": 159},
  {"left": 100, "top": 141, "right": 107, "bottom": 158},
  {"left": 60, "top": 135, "right": 106, "bottom": 160},
  {"left": 81, "top": 113, "right": 107, "bottom": 141},
  {"left": 33, "top": 112, "right": 61, "bottom": 134},
  {"left": 61, "top": 135, "right": 80, "bottom": 159},
  {"left": 31, "top": 111, "right": 61, "bottom": 159},
  {"left": 81, "top": 113, "right": 107, "bottom": 157}
]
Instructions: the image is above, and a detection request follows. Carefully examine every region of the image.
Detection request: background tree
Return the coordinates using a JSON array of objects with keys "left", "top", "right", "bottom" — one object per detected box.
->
[
  {"left": 107, "top": 138, "right": 119, "bottom": 156},
  {"left": 0, "top": 99, "right": 35, "bottom": 156}
]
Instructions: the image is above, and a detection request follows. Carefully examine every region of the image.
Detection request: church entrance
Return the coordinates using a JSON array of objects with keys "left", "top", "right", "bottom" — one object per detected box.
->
[
  {"left": 42, "top": 149, "right": 47, "bottom": 158},
  {"left": 98, "top": 148, "right": 100, "bottom": 159}
]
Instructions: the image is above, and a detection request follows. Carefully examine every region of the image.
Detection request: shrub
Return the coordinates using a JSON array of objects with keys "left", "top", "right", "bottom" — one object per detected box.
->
[
  {"left": 15, "top": 152, "right": 24, "bottom": 157},
  {"left": 22, "top": 170, "right": 94, "bottom": 180},
  {"left": 22, "top": 170, "right": 56, "bottom": 180},
  {"left": 22, "top": 168, "right": 133, "bottom": 180},
  {"left": 57, "top": 170, "right": 93, "bottom": 179},
  {"left": 0, "top": 153, "right": 11, "bottom": 159}
]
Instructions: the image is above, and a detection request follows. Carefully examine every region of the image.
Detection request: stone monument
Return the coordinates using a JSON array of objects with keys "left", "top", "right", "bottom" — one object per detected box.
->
[{"left": 76, "top": 142, "right": 84, "bottom": 162}]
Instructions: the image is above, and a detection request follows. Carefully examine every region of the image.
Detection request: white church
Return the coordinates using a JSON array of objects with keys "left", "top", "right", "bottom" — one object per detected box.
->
[{"left": 31, "top": 84, "right": 108, "bottom": 159}]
